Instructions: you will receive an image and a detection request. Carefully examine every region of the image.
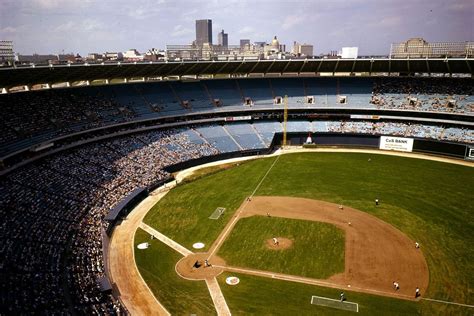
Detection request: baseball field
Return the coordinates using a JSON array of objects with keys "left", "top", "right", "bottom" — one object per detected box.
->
[{"left": 132, "top": 151, "right": 473, "bottom": 315}]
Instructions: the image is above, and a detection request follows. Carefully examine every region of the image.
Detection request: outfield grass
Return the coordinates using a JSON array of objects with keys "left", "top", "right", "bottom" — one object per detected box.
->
[
  {"left": 140, "top": 152, "right": 474, "bottom": 314},
  {"left": 218, "top": 216, "right": 345, "bottom": 279},
  {"left": 133, "top": 228, "right": 215, "bottom": 315}
]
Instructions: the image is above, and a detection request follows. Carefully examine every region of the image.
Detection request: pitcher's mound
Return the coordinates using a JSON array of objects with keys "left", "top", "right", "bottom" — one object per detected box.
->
[{"left": 265, "top": 237, "right": 293, "bottom": 250}]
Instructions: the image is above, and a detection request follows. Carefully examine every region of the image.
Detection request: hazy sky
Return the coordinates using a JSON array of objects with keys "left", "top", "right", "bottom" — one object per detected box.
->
[{"left": 1, "top": 0, "right": 472, "bottom": 56}]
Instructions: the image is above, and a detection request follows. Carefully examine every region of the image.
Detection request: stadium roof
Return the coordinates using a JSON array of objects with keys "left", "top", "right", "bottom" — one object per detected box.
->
[{"left": 1, "top": 58, "right": 473, "bottom": 89}]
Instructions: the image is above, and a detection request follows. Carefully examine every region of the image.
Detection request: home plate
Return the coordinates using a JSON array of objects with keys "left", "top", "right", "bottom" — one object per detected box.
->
[
  {"left": 193, "top": 242, "right": 205, "bottom": 249},
  {"left": 137, "top": 242, "right": 149, "bottom": 249},
  {"left": 226, "top": 276, "right": 240, "bottom": 285}
]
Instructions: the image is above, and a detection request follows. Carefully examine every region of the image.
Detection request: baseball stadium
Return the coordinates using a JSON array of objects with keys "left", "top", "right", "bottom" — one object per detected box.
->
[{"left": 0, "top": 57, "right": 473, "bottom": 316}]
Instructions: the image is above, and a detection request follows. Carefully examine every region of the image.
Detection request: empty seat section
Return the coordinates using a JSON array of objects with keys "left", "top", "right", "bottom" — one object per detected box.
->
[
  {"left": 194, "top": 125, "right": 240, "bottom": 152},
  {"left": 338, "top": 78, "right": 373, "bottom": 108},
  {"left": 204, "top": 79, "right": 243, "bottom": 107},
  {"left": 286, "top": 120, "right": 312, "bottom": 132},
  {"left": 253, "top": 121, "right": 283, "bottom": 146},
  {"left": 170, "top": 81, "right": 212, "bottom": 111},
  {"left": 225, "top": 123, "right": 266, "bottom": 149},
  {"left": 140, "top": 82, "right": 184, "bottom": 116},
  {"left": 111, "top": 84, "right": 155, "bottom": 118},
  {"left": 304, "top": 78, "right": 338, "bottom": 106},
  {"left": 237, "top": 79, "right": 274, "bottom": 105},
  {"left": 270, "top": 78, "right": 306, "bottom": 107},
  {"left": 313, "top": 121, "right": 329, "bottom": 132}
]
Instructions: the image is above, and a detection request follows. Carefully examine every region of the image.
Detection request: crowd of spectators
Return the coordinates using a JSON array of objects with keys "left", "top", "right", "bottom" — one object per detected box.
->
[
  {"left": 371, "top": 78, "right": 473, "bottom": 114},
  {"left": 325, "top": 120, "right": 473, "bottom": 143},
  {"left": 0, "top": 89, "right": 136, "bottom": 154},
  {"left": 0, "top": 128, "right": 220, "bottom": 314}
]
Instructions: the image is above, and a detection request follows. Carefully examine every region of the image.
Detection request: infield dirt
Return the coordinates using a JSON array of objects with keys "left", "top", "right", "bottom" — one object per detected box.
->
[{"left": 230, "top": 196, "right": 430, "bottom": 299}]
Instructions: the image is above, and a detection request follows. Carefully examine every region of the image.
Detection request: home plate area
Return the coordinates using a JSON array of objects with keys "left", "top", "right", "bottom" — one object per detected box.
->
[{"left": 311, "top": 295, "right": 359, "bottom": 312}]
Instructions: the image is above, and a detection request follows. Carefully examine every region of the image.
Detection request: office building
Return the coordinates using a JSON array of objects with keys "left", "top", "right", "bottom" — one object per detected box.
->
[
  {"left": 390, "top": 38, "right": 474, "bottom": 58},
  {"left": 292, "top": 42, "right": 314, "bottom": 57},
  {"left": 196, "top": 19, "right": 212, "bottom": 46},
  {"left": 240, "top": 39, "right": 250, "bottom": 49},
  {"left": 218, "top": 29, "right": 228, "bottom": 48},
  {"left": 0, "top": 40, "right": 14, "bottom": 63}
]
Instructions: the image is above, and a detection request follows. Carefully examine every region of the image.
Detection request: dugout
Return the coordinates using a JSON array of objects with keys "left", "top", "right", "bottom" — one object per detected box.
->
[{"left": 104, "top": 187, "right": 148, "bottom": 235}]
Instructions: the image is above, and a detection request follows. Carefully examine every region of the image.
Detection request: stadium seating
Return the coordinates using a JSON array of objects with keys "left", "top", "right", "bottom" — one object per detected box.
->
[
  {"left": 1, "top": 117, "right": 473, "bottom": 314},
  {"left": 1, "top": 77, "right": 472, "bottom": 157},
  {"left": 0, "top": 75, "right": 473, "bottom": 314}
]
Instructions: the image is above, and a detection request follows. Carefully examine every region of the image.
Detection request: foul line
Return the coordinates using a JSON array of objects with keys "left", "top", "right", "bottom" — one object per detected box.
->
[
  {"left": 421, "top": 297, "right": 474, "bottom": 308},
  {"left": 214, "top": 265, "right": 415, "bottom": 300},
  {"left": 208, "top": 154, "right": 281, "bottom": 258},
  {"left": 250, "top": 154, "right": 281, "bottom": 198},
  {"left": 139, "top": 222, "right": 193, "bottom": 256}
]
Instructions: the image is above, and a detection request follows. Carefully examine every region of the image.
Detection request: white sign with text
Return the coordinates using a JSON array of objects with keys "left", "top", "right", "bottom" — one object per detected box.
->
[{"left": 379, "top": 136, "right": 414, "bottom": 152}]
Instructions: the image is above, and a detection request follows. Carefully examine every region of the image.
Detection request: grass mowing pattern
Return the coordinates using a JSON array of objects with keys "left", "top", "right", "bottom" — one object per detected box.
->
[
  {"left": 144, "top": 157, "right": 276, "bottom": 250},
  {"left": 141, "top": 152, "right": 474, "bottom": 314},
  {"left": 134, "top": 228, "right": 215, "bottom": 315},
  {"left": 218, "top": 216, "right": 345, "bottom": 279},
  {"left": 217, "top": 272, "right": 420, "bottom": 316}
]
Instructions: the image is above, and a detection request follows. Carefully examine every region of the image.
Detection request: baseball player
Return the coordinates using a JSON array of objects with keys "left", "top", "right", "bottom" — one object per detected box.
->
[
  {"left": 415, "top": 287, "right": 420, "bottom": 298},
  {"left": 340, "top": 292, "right": 345, "bottom": 302}
]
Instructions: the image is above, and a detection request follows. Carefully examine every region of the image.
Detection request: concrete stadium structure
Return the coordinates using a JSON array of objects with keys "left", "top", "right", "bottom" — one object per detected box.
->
[{"left": 0, "top": 59, "right": 473, "bottom": 314}]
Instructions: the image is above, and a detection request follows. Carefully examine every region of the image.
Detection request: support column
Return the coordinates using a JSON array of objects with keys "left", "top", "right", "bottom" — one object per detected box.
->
[
  {"left": 1, "top": 87, "right": 8, "bottom": 94},
  {"left": 24, "top": 85, "right": 31, "bottom": 91}
]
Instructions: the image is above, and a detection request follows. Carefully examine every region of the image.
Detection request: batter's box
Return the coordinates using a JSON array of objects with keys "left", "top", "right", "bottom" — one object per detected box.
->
[
  {"left": 311, "top": 295, "right": 359, "bottom": 312},
  {"left": 209, "top": 207, "right": 226, "bottom": 220}
]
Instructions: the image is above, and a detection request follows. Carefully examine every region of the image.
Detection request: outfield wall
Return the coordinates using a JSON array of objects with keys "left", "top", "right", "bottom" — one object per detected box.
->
[
  {"left": 274, "top": 133, "right": 470, "bottom": 159},
  {"left": 163, "top": 148, "right": 271, "bottom": 173}
]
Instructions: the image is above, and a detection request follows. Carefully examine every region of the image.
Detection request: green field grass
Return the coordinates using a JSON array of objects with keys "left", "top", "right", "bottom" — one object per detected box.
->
[
  {"left": 218, "top": 216, "right": 345, "bottom": 279},
  {"left": 139, "top": 152, "right": 474, "bottom": 314},
  {"left": 217, "top": 272, "right": 421, "bottom": 315},
  {"left": 144, "top": 157, "right": 275, "bottom": 250},
  {"left": 134, "top": 228, "right": 215, "bottom": 315}
]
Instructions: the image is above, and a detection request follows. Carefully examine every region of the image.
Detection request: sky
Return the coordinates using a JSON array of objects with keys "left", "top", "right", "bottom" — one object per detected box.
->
[{"left": 0, "top": 0, "right": 472, "bottom": 56}]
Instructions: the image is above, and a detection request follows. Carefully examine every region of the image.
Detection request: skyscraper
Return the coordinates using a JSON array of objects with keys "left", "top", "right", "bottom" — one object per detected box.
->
[
  {"left": 240, "top": 39, "right": 250, "bottom": 49},
  {"left": 195, "top": 19, "right": 212, "bottom": 46},
  {"left": 218, "top": 30, "right": 228, "bottom": 48}
]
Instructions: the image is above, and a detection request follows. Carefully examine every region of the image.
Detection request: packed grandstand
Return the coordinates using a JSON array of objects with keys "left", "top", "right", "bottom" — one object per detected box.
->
[{"left": 0, "top": 68, "right": 473, "bottom": 314}]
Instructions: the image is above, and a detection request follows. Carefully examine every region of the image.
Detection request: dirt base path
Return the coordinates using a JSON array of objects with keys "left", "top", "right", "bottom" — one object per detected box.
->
[
  {"left": 108, "top": 190, "right": 171, "bottom": 316},
  {"left": 224, "top": 196, "right": 429, "bottom": 300}
]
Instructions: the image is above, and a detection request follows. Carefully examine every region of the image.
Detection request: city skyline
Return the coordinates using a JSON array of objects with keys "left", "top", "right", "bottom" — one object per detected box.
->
[{"left": 0, "top": 0, "right": 472, "bottom": 56}]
